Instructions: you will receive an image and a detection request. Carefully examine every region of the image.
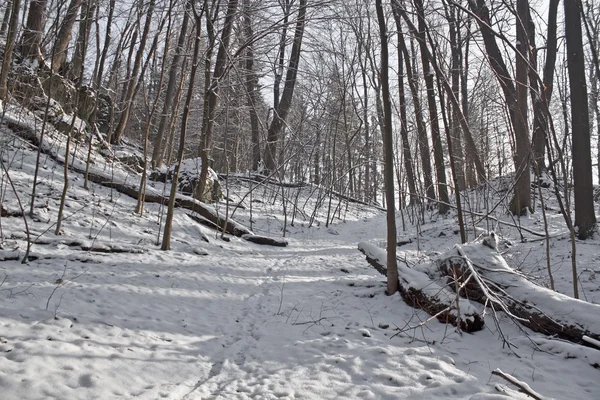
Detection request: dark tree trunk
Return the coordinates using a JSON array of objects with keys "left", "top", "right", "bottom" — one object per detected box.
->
[
  {"left": 390, "top": 7, "right": 418, "bottom": 205},
  {"left": 0, "top": 0, "right": 21, "bottom": 100},
  {"left": 151, "top": 2, "right": 190, "bottom": 169},
  {"left": 112, "top": 0, "right": 155, "bottom": 143},
  {"left": 264, "top": 0, "right": 307, "bottom": 173},
  {"left": 414, "top": 0, "right": 450, "bottom": 214},
  {"left": 447, "top": 2, "right": 466, "bottom": 190},
  {"left": 52, "top": 0, "right": 83, "bottom": 71},
  {"left": 467, "top": 0, "right": 530, "bottom": 215},
  {"left": 398, "top": 29, "right": 436, "bottom": 203},
  {"left": 530, "top": 0, "right": 559, "bottom": 172},
  {"left": 21, "top": 0, "right": 48, "bottom": 62},
  {"left": 162, "top": 3, "right": 204, "bottom": 250},
  {"left": 196, "top": 0, "right": 239, "bottom": 200},
  {"left": 243, "top": 0, "right": 261, "bottom": 171},
  {"left": 564, "top": 0, "right": 597, "bottom": 239},
  {"left": 70, "top": 0, "right": 95, "bottom": 80},
  {"left": 510, "top": 0, "right": 531, "bottom": 215}
]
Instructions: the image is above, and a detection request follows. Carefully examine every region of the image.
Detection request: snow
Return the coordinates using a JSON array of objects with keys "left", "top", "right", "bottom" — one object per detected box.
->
[{"left": 1, "top": 102, "right": 600, "bottom": 399}]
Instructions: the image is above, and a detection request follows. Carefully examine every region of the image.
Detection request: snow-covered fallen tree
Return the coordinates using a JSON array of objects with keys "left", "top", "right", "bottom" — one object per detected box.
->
[
  {"left": 358, "top": 242, "right": 484, "bottom": 333},
  {"left": 431, "top": 233, "right": 600, "bottom": 347},
  {"left": 0, "top": 103, "right": 251, "bottom": 238}
]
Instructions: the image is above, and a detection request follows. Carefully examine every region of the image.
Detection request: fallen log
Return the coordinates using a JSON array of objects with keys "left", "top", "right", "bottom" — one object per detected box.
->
[
  {"left": 2, "top": 112, "right": 253, "bottom": 238},
  {"left": 242, "top": 234, "right": 288, "bottom": 247},
  {"left": 434, "top": 233, "right": 600, "bottom": 347},
  {"left": 358, "top": 242, "right": 484, "bottom": 333}
]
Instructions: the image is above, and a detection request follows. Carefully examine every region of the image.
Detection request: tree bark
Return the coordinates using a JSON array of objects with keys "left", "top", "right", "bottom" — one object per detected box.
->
[
  {"left": 390, "top": 6, "right": 418, "bottom": 205},
  {"left": 509, "top": 0, "right": 531, "bottom": 215},
  {"left": 263, "top": 0, "right": 307, "bottom": 173},
  {"left": 243, "top": 0, "right": 261, "bottom": 171},
  {"left": 70, "top": 0, "right": 95, "bottom": 80},
  {"left": 398, "top": 29, "right": 436, "bottom": 203},
  {"left": 467, "top": 0, "right": 530, "bottom": 215},
  {"left": 21, "top": 0, "right": 48, "bottom": 62},
  {"left": 111, "top": 0, "right": 155, "bottom": 143},
  {"left": 564, "top": 0, "right": 597, "bottom": 239},
  {"left": 437, "top": 236, "right": 600, "bottom": 347},
  {"left": 51, "top": 0, "right": 83, "bottom": 71},
  {"left": 375, "top": 0, "right": 398, "bottom": 295},
  {"left": 530, "top": 0, "right": 559, "bottom": 171},
  {"left": 162, "top": 2, "right": 204, "bottom": 250},
  {"left": 446, "top": 1, "right": 466, "bottom": 190},
  {"left": 358, "top": 242, "right": 484, "bottom": 332},
  {"left": 0, "top": 0, "right": 21, "bottom": 100},
  {"left": 196, "top": 0, "right": 239, "bottom": 200},
  {"left": 414, "top": 0, "right": 450, "bottom": 214},
  {"left": 151, "top": 2, "right": 190, "bottom": 169}
]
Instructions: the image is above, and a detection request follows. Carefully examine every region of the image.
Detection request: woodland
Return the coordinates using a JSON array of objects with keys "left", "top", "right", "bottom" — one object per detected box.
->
[{"left": 0, "top": 0, "right": 600, "bottom": 399}]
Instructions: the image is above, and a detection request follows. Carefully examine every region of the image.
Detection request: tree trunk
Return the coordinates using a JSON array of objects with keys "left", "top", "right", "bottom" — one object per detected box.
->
[
  {"left": 437, "top": 235, "right": 600, "bottom": 347},
  {"left": 162, "top": 3, "right": 204, "bottom": 250},
  {"left": 414, "top": 0, "right": 450, "bottom": 214},
  {"left": 390, "top": 8, "right": 418, "bottom": 205},
  {"left": 564, "top": 0, "right": 597, "bottom": 239},
  {"left": 21, "top": 0, "right": 48, "bottom": 62},
  {"left": 447, "top": 2, "right": 466, "bottom": 190},
  {"left": 375, "top": 0, "right": 398, "bottom": 295},
  {"left": 467, "top": 0, "right": 530, "bottom": 215},
  {"left": 398, "top": 29, "right": 436, "bottom": 203},
  {"left": 196, "top": 0, "right": 239, "bottom": 200},
  {"left": 52, "top": 0, "right": 83, "bottom": 71},
  {"left": 0, "top": 0, "right": 21, "bottom": 100},
  {"left": 70, "top": 0, "right": 95, "bottom": 80},
  {"left": 0, "top": 0, "right": 12, "bottom": 36},
  {"left": 509, "top": 0, "right": 531, "bottom": 216},
  {"left": 243, "top": 0, "right": 261, "bottom": 171},
  {"left": 358, "top": 242, "right": 484, "bottom": 332},
  {"left": 151, "top": 2, "right": 190, "bottom": 170},
  {"left": 111, "top": 0, "right": 155, "bottom": 143},
  {"left": 264, "top": 0, "right": 307, "bottom": 173}
]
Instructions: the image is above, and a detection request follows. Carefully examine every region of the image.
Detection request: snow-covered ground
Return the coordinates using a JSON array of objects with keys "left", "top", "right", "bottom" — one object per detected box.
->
[{"left": 1, "top": 105, "right": 599, "bottom": 399}]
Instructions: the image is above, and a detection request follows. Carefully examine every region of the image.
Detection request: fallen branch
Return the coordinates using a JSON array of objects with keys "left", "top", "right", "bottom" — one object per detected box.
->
[{"left": 491, "top": 369, "right": 545, "bottom": 400}]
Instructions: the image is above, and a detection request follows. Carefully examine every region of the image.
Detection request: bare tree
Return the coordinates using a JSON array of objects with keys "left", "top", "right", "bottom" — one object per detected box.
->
[
  {"left": 375, "top": 0, "right": 398, "bottom": 295},
  {"left": 51, "top": 0, "right": 83, "bottom": 71},
  {"left": 196, "top": 0, "right": 239, "bottom": 200},
  {"left": 151, "top": 2, "right": 190, "bottom": 169},
  {"left": 413, "top": 0, "right": 450, "bottom": 214},
  {"left": 21, "top": 0, "right": 48, "bottom": 62},
  {"left": 264, "top": 0, "right": 307, "bottom": 174},
  {"left": 0, "top": 0, "right": 21, "bottom": 100},
  {"left": 565, "top": 0, "right": 597, "bottom": 239},
  {"left": 162, "top": 1, "right": 205, "bottom": 250},
  {"left": 111, "top": 0, "right": 156, "bottom": 143},
  {"left": 467, "top": 0, "right": 530, "bottom": 215}
]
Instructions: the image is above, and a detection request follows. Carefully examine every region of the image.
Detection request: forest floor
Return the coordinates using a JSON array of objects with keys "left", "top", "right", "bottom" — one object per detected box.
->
[{"left": 1, "top": 103, "right": 600, "bottom": 399}]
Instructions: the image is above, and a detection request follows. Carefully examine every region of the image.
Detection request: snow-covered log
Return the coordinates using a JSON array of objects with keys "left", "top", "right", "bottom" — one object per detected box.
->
[
  {"left": 242, "top": 234, "right": 288, "bottom": 247},
  {"left": 435, "top": 233, "right": 600, "bottom": 347},
  {"left": 1, "top": 110, "right": 252, "bottom": 238},
  {"left": 358, "top": 242, "right": 484, "bottom": 333}
]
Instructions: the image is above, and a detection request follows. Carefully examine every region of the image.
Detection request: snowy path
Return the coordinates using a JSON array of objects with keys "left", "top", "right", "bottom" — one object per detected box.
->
[{"left": 1, "top": 209, "right": 599, "bottom": 399}]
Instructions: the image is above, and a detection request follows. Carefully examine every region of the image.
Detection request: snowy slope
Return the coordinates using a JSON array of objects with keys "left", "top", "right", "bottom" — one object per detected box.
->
[{"left": 1, "top": 105, "right": 599, "bottom": 399}]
